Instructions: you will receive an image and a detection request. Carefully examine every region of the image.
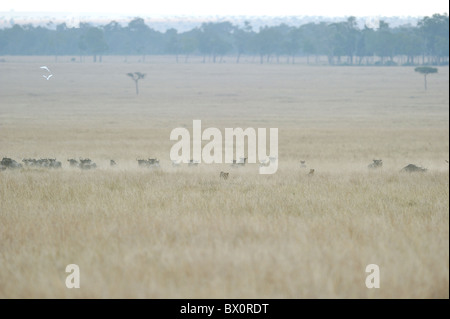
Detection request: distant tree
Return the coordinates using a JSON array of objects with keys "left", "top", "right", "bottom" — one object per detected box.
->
[
  {"left": 4, "top": 24, "right": 26, "bottom": 55},
  {"left": 286, "top": 27, "right": 302, "bottom": 64},
  {"left": 340, "top": 17, "right": 360, "bottom": 64},
  {"left": 82, "top": 26, "right": 108, "bottom": 62},
  {"left": 0, "top": 14, "right": 448, "bottom": 65},
  {"left": 355, "top": 26, "right": 373, "bottom": 65},
  {"left": 198, "top": 22, "right": 233, "bottom": 63},
  {"left": 77, "top": 35, "right": 88, "bottom": 62},
  {"left": 319, "top": 22, "right": 339, "bottom": 65},
  {"left": 49, "top": 23, "right": 69, "bottom": 62},
  {"left": 415, "top": 66, "right": 438, "bottom": 90},
  {"left": 233, "top": 21, "right": 255, "bottom": 63},
  {"left": 127, "top": 72, "right": 146, "bottom": 95},
  {"left": 256, "top": 26, "right": 284, "bottom": 64},
  {"left": 395, "top": 26, "right": 423, "bottom": 65},
  {"left": 299, "top": 23, "right": 320, "bottom": 64},
  {"left": 373, "top": 21, "right": 396, "bottom": 64},
  {"left": 127, "top": 18, "right": 151, "bottom": 62},
  {"left": 418, "top": 13, "right": 449, "bottom": 65},
  {"left": 165, "top": 28, "right": 181, "bottom": 63},
  {"left": 179, "top": 29, "right": 199, "bottom": 63},
  {"left": 104, "top": 21, "right": 129, "bottom": 58},
  {"left": 271, "top": 24, "right": 293, "bottom": 63},
  {"left": 322, "top": 17, "right": 360, "bottom": 65}
]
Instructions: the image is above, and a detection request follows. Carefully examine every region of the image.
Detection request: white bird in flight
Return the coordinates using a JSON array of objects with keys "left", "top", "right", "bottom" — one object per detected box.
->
[
  {"left": 43, "top": 74, "right": 53, "bottom": 80},
  {"left": 40, "top": 66, "right": 51, "bottom": 73}
]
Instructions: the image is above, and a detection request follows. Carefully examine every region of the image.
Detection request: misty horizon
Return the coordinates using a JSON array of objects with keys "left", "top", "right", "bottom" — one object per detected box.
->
[
  {"left": 1, "top": 0, "right": 448, "bottom": 17},
  {"left": 1, "top": 11, "right": 445, "bottom": 32}
]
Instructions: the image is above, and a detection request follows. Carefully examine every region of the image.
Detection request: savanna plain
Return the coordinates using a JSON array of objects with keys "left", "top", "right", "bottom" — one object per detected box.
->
[{"left": 0, "top": 56, "right": 448, "bottom": 298}]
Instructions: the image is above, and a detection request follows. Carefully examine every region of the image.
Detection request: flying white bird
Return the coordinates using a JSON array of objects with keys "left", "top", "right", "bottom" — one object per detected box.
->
[
  {"left": 40, "top": 66, "right": 51, "bottom": 73},
  {"left": 43, "top": 74, "right": 53, "bottom": 80}
]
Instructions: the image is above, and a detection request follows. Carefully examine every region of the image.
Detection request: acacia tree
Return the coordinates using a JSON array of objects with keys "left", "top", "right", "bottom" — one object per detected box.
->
[
  {"left": 127, "top": 72, "right": 146, "bottom": 95},
  {"left": 414, "top": 66, "right": 438, "bottom": 90}
]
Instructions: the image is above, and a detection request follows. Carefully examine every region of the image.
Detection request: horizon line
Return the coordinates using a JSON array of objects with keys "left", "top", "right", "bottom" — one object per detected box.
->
[{"left": 1, "top": 11, "right": 448, "bottom": 18}]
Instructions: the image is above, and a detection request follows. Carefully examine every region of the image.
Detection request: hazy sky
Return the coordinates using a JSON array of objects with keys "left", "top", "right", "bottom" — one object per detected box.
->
[{"left": 1, "top": 0, "right": 448, "bottom": 17}]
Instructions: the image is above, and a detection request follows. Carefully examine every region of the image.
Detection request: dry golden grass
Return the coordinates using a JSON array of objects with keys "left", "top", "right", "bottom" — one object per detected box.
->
[{"left": 0, "top": 56, "right": 448, "bottom": 298}]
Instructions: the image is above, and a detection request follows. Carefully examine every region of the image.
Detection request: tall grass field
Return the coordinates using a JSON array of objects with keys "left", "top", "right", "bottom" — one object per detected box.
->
[{"left": 0, "top": 56, "right": 448, "bottom": 298}]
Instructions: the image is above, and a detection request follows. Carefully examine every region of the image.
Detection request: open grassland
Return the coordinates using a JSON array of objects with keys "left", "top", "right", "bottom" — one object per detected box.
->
[{"left": 0, "top": 56, "right": 448, "bottom": 298}]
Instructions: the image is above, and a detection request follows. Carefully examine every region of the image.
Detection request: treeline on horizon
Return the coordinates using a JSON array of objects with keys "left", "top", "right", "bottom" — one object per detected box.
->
[{"left": 0, "top": 13, "right": 448, "bottom": 65}]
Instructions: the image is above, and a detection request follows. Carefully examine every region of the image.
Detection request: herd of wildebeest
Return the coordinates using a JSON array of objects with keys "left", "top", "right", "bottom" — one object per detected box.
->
[
  {"left": 0, "top": 156, "right": 438, "bottom": 179},
  {"left": 0, "top": 157, "right": 159, "bottom": 170}
]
